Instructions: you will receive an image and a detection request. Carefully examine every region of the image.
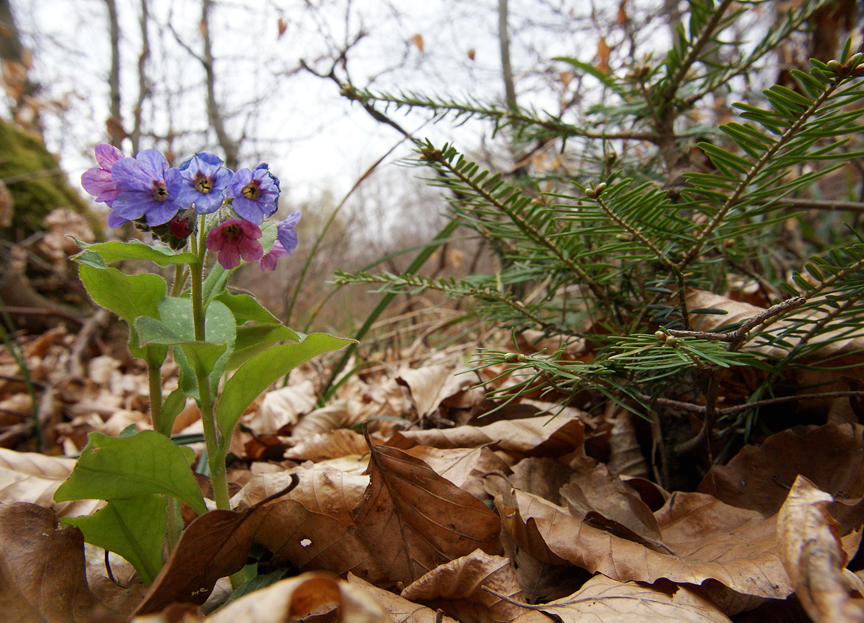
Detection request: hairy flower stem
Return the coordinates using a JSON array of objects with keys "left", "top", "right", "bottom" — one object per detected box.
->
[
  {"left": 190, "top": 225, "right": 231, "bottom": 511},
  {"left": 146, "top": 354, "right": 165, "bottom": 435}
]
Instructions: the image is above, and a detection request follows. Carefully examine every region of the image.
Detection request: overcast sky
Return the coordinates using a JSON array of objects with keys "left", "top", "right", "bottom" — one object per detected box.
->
[{"left": 12, "top": 0, "right": 671, "bottom": 207}]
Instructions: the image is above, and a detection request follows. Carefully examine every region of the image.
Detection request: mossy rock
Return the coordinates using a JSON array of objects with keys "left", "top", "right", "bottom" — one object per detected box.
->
[{"left": 0, "top": 119, "right": 104, "bottom": 240}]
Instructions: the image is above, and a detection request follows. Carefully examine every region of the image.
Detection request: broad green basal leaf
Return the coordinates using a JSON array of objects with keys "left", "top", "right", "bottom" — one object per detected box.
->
[
  {"left": 54, "top": 430, "right": 207, "bottom": 515},
  {"left": 63, "top": 495, "right": 167, "bottom": 586}
]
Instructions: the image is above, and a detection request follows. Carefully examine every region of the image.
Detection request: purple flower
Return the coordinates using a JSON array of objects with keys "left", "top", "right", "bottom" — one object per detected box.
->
[
  {"left": 259, "top": 211, "right": 301, "bottom": 271},
  {"left": 110, "top": 150, "right": 184, "bottom": 226},
  {"left": 81, "top": 143, "right": 124, "bottom": 206},
  {"left": 225, "top": 163, "right": 280, "bottom": 225},
  {"left": 206, "top": 219, "right": 263, "bottom": 270},
  {"left": 177, "top": 152, "right": 232, "bottom": 215}
]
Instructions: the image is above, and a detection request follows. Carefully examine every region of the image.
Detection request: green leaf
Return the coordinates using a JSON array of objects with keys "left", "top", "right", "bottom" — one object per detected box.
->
[
  {"left": 54, "top": 430, "right": 207, "bottom": 515},
  {"left": 74, "top": 239, "right": 198, "bottom": 266},
  {"left": 216, "top": 333, "right": 355, "bottom": 450},
  {"left": 203, "top": 263, "right": 229, "bottom": 304},
  {"left": 62, "top": 495, "right": 167, "bottom": 586},
  {"left": 227, "top": 324, "right": 300, "bottom": 371},
  {"left": 215, "top": 291, "right": 282, "bottom": 325},
  {"left": 79, "top": 264, "right": 168, "bottom": 361}
]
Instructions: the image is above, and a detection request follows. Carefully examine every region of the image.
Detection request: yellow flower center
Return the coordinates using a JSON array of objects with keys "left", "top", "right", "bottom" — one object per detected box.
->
[
  {"left": 242, "top": 182, "right": 261, "bottom": 201},
  {"left": 152, "top": 183, "right": 168, "bottom": 202},
  {"left": 195, "top": 175, "right": 213, "bottom": 194}
]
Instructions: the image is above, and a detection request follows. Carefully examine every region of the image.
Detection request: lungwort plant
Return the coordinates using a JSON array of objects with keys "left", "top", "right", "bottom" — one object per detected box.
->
[
  {"left": 335, "top": 0, "right": 864, "bottom": 473},
  {"left": 52, "top": 147, "right": 353, "bottom": 586}
]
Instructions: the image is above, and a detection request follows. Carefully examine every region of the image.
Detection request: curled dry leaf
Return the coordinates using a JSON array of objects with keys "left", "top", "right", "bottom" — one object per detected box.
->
[
  {"left": 249, "top": 379, "right": 317, "bottom": 435},
  {"left": 291, "top": 399, "right": 366, "bottom": 438},
  {"left": 352, "top": 428, "right": 501, "bottom": 586},
  {"left": 388, "top": 415, "right": 585, "bottom": 458},
  {"left": 348, "top": 573, "right": 461, "bottom": 623},
  {"left": 539, "top": 573, "right": 732, "bottom": 623},
  {"left": 284, "top": 428, "right": 369, "bottom": 461},
  {"left": 0, "top": 503, "right": 105, "bottom": 623},
  {"left": 397, "top": 362, "right": 481, "bottom": 417},
  {"left": 561, "top": 455, "right": 661, "bottom": 542},
  {"left": 132, "top": 507, "right": 266, "bottom": 616},
  {"left": 684, "top": 289, "right": 864, "bottom": 358},
  {"left": 699, "top": 423, "right": 864, "bottom": 532},
  {"left": 197, "top": 572, "right": 395, "bottom": 623},
  {"left": 493, "top": 485, "right": 798, "bottom": 604},
  {"left": 778, "top": 475, "right": 864, "bottom": 623},
  {"left": 0, "top": 447, "right": 101, "bottom": 516},
  {"left": 233, "top": 464, "right": 386, "bottom": 583},
  {"left": 400, "top": 550, "right": 553, "bottom": 623},
  {"left": 509, "top": 457, "right": 571, "bottom": 504},
  {"left": 405, "top": 445, "right": 510, "bottom": 502}
]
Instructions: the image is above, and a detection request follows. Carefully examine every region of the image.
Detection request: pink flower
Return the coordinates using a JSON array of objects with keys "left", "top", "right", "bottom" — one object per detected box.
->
[
  {"left": 81, "top": 143, "right": 124, "bottom": 206},
  {"left": 205, "top": 219, "right": 263, "bottom": 270},
  {"left": 258, "top": 239, "right": 289, "bottom": 271}
]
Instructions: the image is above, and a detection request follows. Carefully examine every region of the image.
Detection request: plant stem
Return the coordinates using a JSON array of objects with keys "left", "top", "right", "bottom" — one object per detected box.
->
[
  {"left": 189, "top": 220, "right": 231, "bottom": 511},
  {"left": 146, "top": 352, "right": 165, "bottom": 435},
  {"left": 166, "top": 498, "right": 182, "bottom": 552}
]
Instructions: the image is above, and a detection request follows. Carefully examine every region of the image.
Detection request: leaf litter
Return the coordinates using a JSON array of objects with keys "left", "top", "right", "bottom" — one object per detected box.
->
[{"left": 1, "top": 312, "right": 864, "bottom": 622}]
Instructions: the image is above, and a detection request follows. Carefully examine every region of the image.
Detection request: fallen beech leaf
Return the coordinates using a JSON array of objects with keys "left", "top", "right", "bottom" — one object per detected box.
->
[
  {"left": 405, "top": 445, "right": 510, "bottom": 501},
  {"left": 561, "top": 455, "right": 661, "bottom": 541},
  {"left": 684, "top": 289, "right": 864, "bottom": 357},
  {"left": 388, "top": 415, "right": 585, "bottom": 458},
  {"left": 250, "top": 380, "right": 318, "bottom": 434},
  {"left": 495, "top": 486, "right": 800, "bottom": 603},
  {"left": 353, "top": 427, "right": 501, "bottom": 586},
  {"left": 778, "top": 475, "right": 864, "bottom": 623},
  {"left": 0, "top": 503, "right": 104, "bottom": 622},
  {"left": 284, "top": 428, "right": 368, "bottom": 461},
  {"left": 0, "top": 447, "right": 100, "bottom": 516},
  {"left": 509, "top": 457, "right": 571, "bottom": 504},
  {"left": 234, "top": 466, "right": 386, "bottom": 583},
  {"left": 132, "top": 507, "right": 264, "bottom": 616},
  {"left": 397, "top": 362, "right": 478, "bottom": 417},
  {"left": 133, "top": 477, "right": 298, "bottom": 616},
  {"left": 539, "top": 573, "right": 732, "bottom": 622},
  {"left": 400, "top": 550, "right": 553, "bottom": 623},
  {"left": 348, "top": 573, "right": 461, "bottom": 623},
  {"left": 291, "top": 399, "right": 367, "bottom": 438},
  {"left": 699, "top": 423, "right": 864, "bottom": 532},
  {"left": 203, "top": 572, "right": 394, "bottom": 623}
]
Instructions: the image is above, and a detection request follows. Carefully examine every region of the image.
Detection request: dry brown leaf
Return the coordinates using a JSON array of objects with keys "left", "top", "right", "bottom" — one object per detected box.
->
[
  {"left": 248, "top": 380, "right": 318, "bottom": 435},
  {"left": 284, "top": 428, "right": 369, "bottom": 461},
  {"left": 400, "top": 550, "right": 553, "bottom": 623},
  {"left": 389, "top": 415, "right": 585, "bottom": 459},
  {"left": 405, "top": 445, "right": 510, "bottom": 502},
  {"left": 349, "top": 573, "right": 461, "bottom": 623},
  {"left": 397, "top": 362, "right": 480, "bottom": 417},
  {"left": 539, "top": 573, "right": 732, "bottom": 622},
  {"left": 132, "top": 506, "right": 266, "bottom": 616},
  {"left": 291, "top": 399, "right": 366, "bottom": 438},
  {"left": 0, "top": 447, "right": 100, "bottom": 516},
  {"left": 200, "top": 572, "right": 395, "bottom": 623},
  {"left": 685, "top": 289, "right": 864, "bottom": 357},
  {"left": 778, "top": 475, "right": 864, "bottom": 623},
  {"left": 412, "top": 33, "right": 424, "bottom": 53},
  {"left": 0, "top": 503, "right": 104, "bottom": 622},
  {"left": 561, "top": 455, "right": 661, "bottom": 541},
  {"left": 698, "top": 423, "right": 864, "bottom": 532},
  {"left": 234, "top": 463, "right": 387, "bottom": 583},
  {"left": 352, "top": 429, "right": 501, "bottom": 586},
  {"left": 509, "top": 457, "right": 571, "bottom": 504},
  {"left": 494, "top": 486, "right": 797, "bottom": 603}
]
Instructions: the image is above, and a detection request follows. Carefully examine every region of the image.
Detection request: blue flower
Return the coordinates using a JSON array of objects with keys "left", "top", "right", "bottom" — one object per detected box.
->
[
  {"left": 110, "top": 149, "right": 184, "bottom": 226},
  {"left": 225, "top": 163, "right": 280, "bottom": 225},
  {"left": 177, "top": 152, "right": 232, "bottom": 215}
]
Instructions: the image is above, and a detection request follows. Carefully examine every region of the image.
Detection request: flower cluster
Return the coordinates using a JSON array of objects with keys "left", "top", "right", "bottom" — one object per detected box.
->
[{"left": 82, "top": 145, "right": 300, "bottom": 270}]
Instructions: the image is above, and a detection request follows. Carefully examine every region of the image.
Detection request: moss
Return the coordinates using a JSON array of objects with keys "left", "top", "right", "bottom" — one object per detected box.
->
[{"left": 0, "top": 119, "right": 104, "bottom": 240}]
